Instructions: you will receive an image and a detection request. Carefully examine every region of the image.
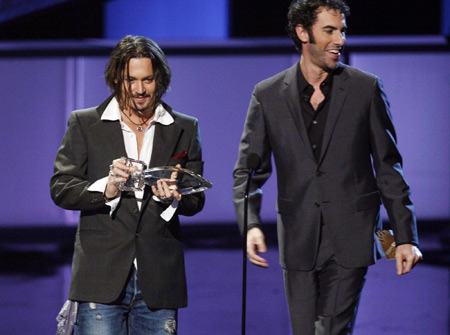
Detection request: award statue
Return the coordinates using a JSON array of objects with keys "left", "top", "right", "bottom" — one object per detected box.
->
[{"left": 116, "top": 157, "right": 212, "bottom": 194}]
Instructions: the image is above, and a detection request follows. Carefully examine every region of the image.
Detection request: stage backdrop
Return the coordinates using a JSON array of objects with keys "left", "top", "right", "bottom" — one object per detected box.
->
[{"left": 0, "top": 39, "right": 448, "bottom": 226}]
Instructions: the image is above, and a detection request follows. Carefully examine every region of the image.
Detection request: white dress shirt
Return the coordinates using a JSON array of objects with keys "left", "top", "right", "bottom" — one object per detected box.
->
[{"left": 88, "top": 97, "right": 178, "bottom": 221}]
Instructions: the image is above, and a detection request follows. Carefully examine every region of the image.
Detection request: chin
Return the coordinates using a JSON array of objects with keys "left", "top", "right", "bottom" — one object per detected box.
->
[
  {"left": 325, "top": 62, "right": 339, "bottom": 72},
  {"left": 332, "top": 58, "right": 341, "bottom": 66},
  {"left": 134, "top": 102, "right": 151, "bottom": 111}
]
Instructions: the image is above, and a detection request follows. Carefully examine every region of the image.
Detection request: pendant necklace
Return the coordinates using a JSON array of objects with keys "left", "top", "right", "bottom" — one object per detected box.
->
[{"left": 121, "top": 110, "right": 152, "bottom": 132}]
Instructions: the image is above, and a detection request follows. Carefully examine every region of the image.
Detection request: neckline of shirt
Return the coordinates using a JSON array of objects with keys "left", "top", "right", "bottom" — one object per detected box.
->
[{"left": 101, "top": 97, "right": 174, "bottom": 127}]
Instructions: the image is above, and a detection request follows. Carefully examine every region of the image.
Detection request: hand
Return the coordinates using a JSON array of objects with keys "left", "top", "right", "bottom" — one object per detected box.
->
[
  {"left": 247, "top": 227, "right": 269, "bottom": 268},
  {"left": 151, "top": 164, "right": 182, "bottom": 203},
  {"left": 395, "top": 244, "right": 422, "bottom": 275},
  {"left": 105, "top": 158, "right": 130, "bottom": 199}
]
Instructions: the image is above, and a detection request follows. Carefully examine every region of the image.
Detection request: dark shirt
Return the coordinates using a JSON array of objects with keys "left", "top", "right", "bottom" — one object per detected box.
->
[{"left": 297, "top": 66, "right": 333, "bottom": 162}]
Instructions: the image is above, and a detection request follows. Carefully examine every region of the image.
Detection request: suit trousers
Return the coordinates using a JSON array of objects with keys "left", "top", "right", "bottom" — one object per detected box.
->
[{"left": 283, "top": 223, "right": 368, "bottom": 335}]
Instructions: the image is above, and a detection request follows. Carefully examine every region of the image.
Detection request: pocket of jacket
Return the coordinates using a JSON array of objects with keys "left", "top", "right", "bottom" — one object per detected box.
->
[
  {"left": 356, "top": 191, "right": 381, "bottom": 211},
  {"left": 168, "top": 158, "right": 187, "bottom": 167},
  {"left": 185, "top": 160, "right": 204, "bottom": 174},
  {"left": 277, "top": 197, "right": 296, "bottom": 214}
]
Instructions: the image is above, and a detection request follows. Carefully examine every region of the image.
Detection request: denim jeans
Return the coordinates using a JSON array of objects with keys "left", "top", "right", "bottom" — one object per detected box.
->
[{"left": 75, "top": 268, "right": 177, "bottom": 335}]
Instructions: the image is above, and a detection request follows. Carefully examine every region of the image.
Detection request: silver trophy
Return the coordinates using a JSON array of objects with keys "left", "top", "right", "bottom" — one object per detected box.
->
[
  {"left": 142, "top": 166, "right": 212, "bottom": 194},
  {"left": 115, "top": 157, "right": 147, "bottom": 192},
  {"left": 116, "top": 158, "right": 212, "bottom": 194}
]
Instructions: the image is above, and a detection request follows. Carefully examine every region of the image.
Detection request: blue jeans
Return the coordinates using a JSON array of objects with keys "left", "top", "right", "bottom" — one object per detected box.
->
[{"left": 75, "top": 268, "right": 177, "bottom": 335}]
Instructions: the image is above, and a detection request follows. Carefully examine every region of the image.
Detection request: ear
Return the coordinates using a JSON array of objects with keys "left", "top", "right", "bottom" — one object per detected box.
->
[{"left": 295, "top": 25, "right": 309, "bottom": 44}]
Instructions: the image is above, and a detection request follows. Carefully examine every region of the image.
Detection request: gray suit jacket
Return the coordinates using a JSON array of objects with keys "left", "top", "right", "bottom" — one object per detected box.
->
[
  {"left": 233, "top": 62, "right": 418, "bottom": 271},
  {"left": 51, "top": 95, "right": 204, "bottom": 308}
]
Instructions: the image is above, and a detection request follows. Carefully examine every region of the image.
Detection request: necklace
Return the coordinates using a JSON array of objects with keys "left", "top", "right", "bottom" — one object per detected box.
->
[{"left": 121, "top": 110, "right": 152, "bottom": 132}]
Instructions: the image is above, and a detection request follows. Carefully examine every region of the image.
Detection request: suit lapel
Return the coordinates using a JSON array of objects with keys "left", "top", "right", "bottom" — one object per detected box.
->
[
  {"left": 92, "top": 120, "right": 127, "bottom": 159},
  {"left": 92, "top": 96, "right": 127, "bottom": 159},
  {"left": 149, "top": 121, "right": 183, "bottom": 168},
  {"left": 282, "top": 62, "right": 316, "bottom": 162},
  {"left": 142, "top": 119, "right": 183, "bottom": 210},
  {"left": 318, "top": 64, "right": 349, "bottom": 165}
]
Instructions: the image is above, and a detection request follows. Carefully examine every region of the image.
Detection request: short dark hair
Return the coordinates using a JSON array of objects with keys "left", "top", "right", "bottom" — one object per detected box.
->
[
  {"left": 105, "top": 35, "right": 171, "bottom": 110},
  {"left": 287, "top": 0, "right": 350, "bottom": 51}
]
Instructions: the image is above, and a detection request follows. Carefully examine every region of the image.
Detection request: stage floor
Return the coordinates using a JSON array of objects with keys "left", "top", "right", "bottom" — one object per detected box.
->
[{"left": 0, "top": 226, "right": 448, "bottom": 334}]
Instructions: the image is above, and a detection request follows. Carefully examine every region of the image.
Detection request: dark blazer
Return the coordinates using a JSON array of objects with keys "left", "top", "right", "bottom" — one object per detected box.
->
[
  {"left": 50, "top": 95, "right": 205, "bottom": 308},
  {"left": 233, "top": 62, "right": 418, "bottom": 271}
]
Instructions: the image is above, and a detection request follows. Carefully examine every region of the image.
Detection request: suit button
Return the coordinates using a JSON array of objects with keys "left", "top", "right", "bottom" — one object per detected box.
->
[
  {"left": 133, "top": 208, "right": 138, "bottom": 213},
  {"left": 316, "top": 171, "right": 323, "bottom": 177},
  {"left": 315, "top": 202, "right": 320, "bottom": 207},
  {"left": 135, "top": 233, "right": 140, "bottom": 238}
]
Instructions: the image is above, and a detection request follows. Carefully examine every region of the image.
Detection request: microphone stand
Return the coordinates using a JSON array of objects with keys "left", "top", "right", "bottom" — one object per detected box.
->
[{"left": 242, "top": 167, "right": 255, "bottom": 335}]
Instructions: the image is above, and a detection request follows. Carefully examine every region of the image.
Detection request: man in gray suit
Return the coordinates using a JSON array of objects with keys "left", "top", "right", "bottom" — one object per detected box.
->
[
  {"left": 233, "top": 1, "right": 422, "bottom": 334},
  {"left": 51, "top": 35, "right": 204, "bottom": 334}
]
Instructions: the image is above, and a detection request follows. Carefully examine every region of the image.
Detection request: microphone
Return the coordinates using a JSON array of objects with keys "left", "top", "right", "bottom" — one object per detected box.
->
[
  {"left": 246, "top": 152, "right": 262, "bottom": 172},
  {"left": 242, "top": 152, "right": 261, "bottom": 335}
]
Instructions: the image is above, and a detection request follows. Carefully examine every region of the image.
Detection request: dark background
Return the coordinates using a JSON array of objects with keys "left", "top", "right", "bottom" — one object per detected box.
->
[{"left": 0, "top": 0, "right": 445, "bottom": 40}]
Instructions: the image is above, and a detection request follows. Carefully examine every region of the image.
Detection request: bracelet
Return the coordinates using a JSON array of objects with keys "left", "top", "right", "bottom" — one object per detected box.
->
[{"left": 104, "top": 194, "right": 114, "bottom": 202}]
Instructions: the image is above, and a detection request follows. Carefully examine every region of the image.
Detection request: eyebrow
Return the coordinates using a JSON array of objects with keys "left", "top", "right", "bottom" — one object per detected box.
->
[
  {"left": 322, "top": 25, "right": 347, "bottom": 32},
  {"left": 124, "top": 75, "right": 155, "bottom": 80}
]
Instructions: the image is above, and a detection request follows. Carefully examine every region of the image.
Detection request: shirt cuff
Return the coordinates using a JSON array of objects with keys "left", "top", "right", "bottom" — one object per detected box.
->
[
  {"left": 396, "top": 242, "right": 419, "bottom": 247},
  {"left": 88, "top": 176, "right": 120, "bottom": 216},
  {"left": 248, "top": 223, "right": 262, "bottom": 231},
  {"left": 88, "top": 176, "right": 109, "bottom": 193},
  {"left": 153, "top": 195, "right": 179, "bottom": 222}
]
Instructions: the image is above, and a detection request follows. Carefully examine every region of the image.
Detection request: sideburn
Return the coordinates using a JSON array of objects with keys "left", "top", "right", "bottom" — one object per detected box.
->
[{"left": 307, "top": 28, "right": 316, "bottom": 44}]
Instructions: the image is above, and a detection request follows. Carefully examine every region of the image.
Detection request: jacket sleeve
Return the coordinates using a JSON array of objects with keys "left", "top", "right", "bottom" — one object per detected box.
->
[
  {"left": 233, "top": 87, "right": 273, "bottom": 234},
  {"left": 369, "top": 77, "right": 419, "bottom": 246},
  {"left": 50, "top": 111, "right": 106, "bottom": 211}
]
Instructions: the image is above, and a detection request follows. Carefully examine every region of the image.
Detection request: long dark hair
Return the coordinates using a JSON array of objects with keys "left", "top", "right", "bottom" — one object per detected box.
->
[
  {"left": 287, "top": 0, "right": 350, "bottom": 51},
  {"left": 105, "top": 35, "right": 171, "bottom": 111}
]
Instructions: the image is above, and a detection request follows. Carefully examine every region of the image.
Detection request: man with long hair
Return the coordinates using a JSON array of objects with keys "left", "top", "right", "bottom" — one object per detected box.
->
[
  {"left": 51, "top": 35, "right": 204, "bottom": 334},
  {"left": 233, "top": 1, "right": 422, "bottom": 334}
]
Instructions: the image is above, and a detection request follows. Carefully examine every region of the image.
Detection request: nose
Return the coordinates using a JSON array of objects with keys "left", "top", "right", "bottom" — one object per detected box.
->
[
  {"left": 135, "top": 81, "right": 145, "bottom": 94},
  {"left": 335, "top": 31, "right": 345, "bottom": 46}
]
